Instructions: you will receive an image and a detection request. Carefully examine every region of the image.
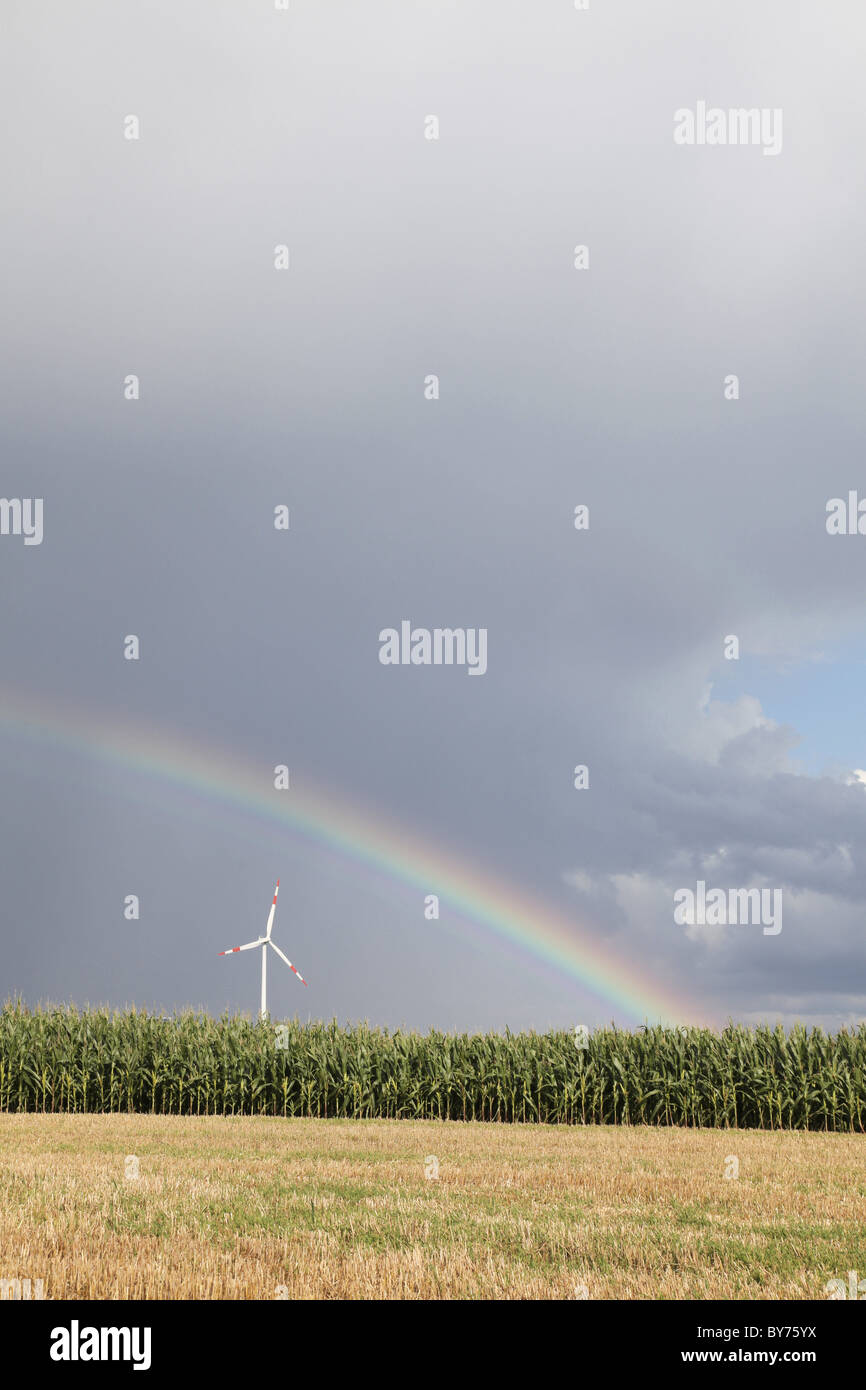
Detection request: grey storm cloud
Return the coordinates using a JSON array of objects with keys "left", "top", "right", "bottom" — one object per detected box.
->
[{"left": 1, "top": 0, "right": 865, "bottom": 1033}]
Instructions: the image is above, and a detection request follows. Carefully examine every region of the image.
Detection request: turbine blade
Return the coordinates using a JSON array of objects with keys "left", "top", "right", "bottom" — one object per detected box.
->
[
  {"left": 268, "top": 937, "right": 308, "bottom": 986},
  {"left": 218, "top": 938, "right": 263, "bottom": 955},
  {"left": 264, "top": 879, "right": 280, "bottom": 940}
]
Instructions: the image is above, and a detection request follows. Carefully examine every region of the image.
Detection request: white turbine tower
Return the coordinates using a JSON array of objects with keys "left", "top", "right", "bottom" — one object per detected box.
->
[{"left": 218, "top": 879, "right": 307, "bottom": 1019}]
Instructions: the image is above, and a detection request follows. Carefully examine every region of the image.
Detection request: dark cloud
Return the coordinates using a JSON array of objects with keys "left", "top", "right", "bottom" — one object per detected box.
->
[{"left": 2, "top": 1, "right": 865, "bottom": 1030}]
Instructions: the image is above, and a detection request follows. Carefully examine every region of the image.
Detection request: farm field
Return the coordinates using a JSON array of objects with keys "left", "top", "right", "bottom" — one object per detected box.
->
[
  {"left": 4, "top": 1007, "right": 866, "bottom": 1128},
  {"left": 0, "top": 1114, "right": 863, "bottom": 1300}
]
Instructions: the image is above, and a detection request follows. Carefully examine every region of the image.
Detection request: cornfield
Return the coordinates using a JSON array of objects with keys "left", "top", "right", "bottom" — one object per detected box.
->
[{"left": 1, "top": 1002, "right": 864, "bottom": 1129}]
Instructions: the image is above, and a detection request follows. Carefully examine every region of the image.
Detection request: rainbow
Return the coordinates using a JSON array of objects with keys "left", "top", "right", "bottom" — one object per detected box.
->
[{"left": 0, "top": 685, "right": 707, "bottom": 1027}]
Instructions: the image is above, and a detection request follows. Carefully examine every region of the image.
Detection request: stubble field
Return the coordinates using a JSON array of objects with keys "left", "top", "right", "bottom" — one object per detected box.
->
[{"left": 1, "top": 1114, "right": 863, "bottom": 1300}]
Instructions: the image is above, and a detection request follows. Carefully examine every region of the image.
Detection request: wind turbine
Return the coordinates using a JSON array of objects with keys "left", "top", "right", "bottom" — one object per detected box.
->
[{"left": 218, "top": 879, "right": 307, "bottom": 1019}]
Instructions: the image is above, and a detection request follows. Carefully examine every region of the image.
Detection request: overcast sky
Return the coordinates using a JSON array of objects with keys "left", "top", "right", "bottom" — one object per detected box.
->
[{"left": 2, "top": 0, "right": 865, "bottom": 1034}]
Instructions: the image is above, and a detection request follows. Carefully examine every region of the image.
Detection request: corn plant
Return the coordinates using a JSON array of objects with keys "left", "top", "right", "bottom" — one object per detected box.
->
[{"left": 0, "top": 1001, "right": 863, "bottom": 1128}]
